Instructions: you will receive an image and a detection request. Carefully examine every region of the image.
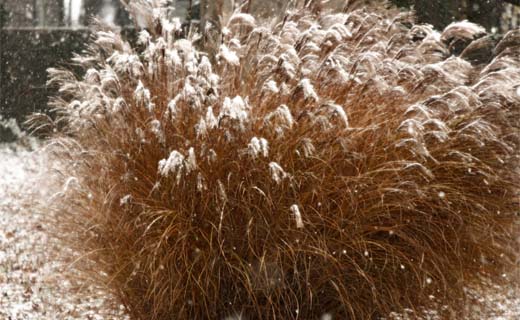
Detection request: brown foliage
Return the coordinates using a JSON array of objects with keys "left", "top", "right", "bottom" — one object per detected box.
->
[{"left": 36, "top": 1, "right": 519, "bottom": 319}]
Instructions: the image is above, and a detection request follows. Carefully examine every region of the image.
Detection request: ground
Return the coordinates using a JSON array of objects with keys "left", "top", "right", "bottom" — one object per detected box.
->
[
  {"left": 0, "top": 144, "right": 518, "bottom": 319},
  {"left": 0, "top": 144, "right": 128, "bottom": 320}
]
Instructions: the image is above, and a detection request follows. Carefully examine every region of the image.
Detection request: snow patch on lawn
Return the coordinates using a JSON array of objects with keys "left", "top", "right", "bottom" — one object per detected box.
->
[{"left": 0, "top": 145, "right": 129, "bottom": 319}]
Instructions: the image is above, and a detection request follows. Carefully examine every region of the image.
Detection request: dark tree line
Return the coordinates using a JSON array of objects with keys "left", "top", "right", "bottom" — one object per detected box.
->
[
  {"left": 1, "top": 1, "right": 518, "bottom": 32},
  {"left": 392, "top": 0, "right": 518, "bottom": 32},
  {"left": 0, "top": 0, "right": 130, "bottom": 28}
]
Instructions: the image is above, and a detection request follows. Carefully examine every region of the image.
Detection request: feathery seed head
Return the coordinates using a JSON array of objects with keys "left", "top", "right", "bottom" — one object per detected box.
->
[{"left": 42, "top": 2, "right": 520, "bottom": 319}]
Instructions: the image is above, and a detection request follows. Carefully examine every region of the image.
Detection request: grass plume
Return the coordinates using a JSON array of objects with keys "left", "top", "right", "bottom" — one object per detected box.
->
[{"left": 35, "top": 1, "right": 519, "bottom": 319}]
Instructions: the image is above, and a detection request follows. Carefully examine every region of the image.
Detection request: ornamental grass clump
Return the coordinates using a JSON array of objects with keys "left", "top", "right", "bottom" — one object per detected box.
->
[{"left": 38, "top": 0, "right": 519, "bottom": 318}]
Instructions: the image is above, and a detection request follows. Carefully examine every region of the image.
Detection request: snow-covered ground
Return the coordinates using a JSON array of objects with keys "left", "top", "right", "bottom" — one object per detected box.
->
[
  {"left": 0, "top": 144, "right": 518, "bottom": 319},
  {"left": 0, "top": 144, "right": 128, "bottom": 319}
]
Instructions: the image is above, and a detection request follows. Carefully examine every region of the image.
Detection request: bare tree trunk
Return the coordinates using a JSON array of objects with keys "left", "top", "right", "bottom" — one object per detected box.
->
[{"left": 501, "top": 2, "right": 520, "bottom": 31}]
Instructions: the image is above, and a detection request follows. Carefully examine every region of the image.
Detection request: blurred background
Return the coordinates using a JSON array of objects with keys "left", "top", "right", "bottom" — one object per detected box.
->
[{"left": 0, "top": 0, "right": 519, "bottom": 141}]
